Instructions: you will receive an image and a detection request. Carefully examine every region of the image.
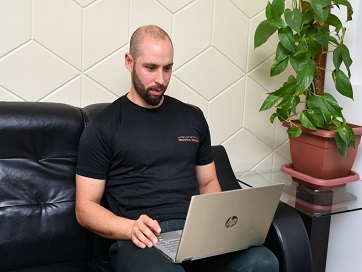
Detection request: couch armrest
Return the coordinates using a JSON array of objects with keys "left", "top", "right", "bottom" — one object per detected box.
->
[{"left": 265, "top": 202, "right": 312, "bottom": 272}]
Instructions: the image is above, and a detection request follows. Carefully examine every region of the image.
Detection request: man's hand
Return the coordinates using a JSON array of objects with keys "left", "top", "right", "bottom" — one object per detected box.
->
[{"left": 131, "top": 214, "right": 161, "bottom": 249}]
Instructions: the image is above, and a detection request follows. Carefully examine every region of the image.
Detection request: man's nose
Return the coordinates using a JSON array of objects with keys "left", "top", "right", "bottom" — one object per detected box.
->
[{"left": 154, "top": 69, "right": 165, "bottom": 85}]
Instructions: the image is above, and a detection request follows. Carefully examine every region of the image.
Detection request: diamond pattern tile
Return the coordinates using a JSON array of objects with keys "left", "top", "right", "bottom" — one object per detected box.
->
[
  {"left": 213, "top": 0, "right": 249, "bottom": 71},
  {"left": 244, "top": 77, "right": 276, "bottom": 148},
  {"left": 0, "top": 41, "right": 78, "bottom": 101},
  {"left": 173, "top": 0, "right": 213, "bottom": 69},
  {"left": 230, "top": 0, "right": 266, "bottom": 18},
  {"left": 82, "top": 76, "right": 119, "bottom": 106},
  {"left": 33, "top": 0, "right": 82, "bottom": 69},
  {"left": 0, "top": 85, "right": 23, "bottom": 101},
  {"left": 86, "top": 48, "right": 130, "bottom": 97},
  {"left": 73, "top": 0, "right": 96, "bottom": 7},
  {"left": 157, "top": 0, "right": 195, "bottom": 13},
  {"left": 129, "top": 0, "right": 173, "bottom": 35},
  {"left": 40, "top": 77, "right": 81, "bottom": 106},
  {"left": 223, "top": 129, "right": 273, "bottom": 171},
  {"left": 209, "top": 78, "right": 245, "bottom": 144},
  {"left": 0, "top": 0, "right": 31, "bottom": 57},
  {"left": 83, "top": 0, "right": 129, "bottom": 70},
  {"left": 174, "top": 48, "right": 243, "bottom": 100}
]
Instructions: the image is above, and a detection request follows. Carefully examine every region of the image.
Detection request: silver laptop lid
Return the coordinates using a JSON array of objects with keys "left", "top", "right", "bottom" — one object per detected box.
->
[{"left": 175, "top": 184, "right": 284, "bottom": 263}]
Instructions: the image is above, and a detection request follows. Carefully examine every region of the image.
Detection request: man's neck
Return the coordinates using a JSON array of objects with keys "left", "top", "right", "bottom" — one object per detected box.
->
[{"left": 127, "top": 89, "right": 164, "bottom": 109}]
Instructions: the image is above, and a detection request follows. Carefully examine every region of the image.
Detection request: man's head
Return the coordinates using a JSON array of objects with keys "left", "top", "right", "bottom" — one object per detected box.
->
[{"left": 125, "top": 25, "right": 174, "bottom": 108}]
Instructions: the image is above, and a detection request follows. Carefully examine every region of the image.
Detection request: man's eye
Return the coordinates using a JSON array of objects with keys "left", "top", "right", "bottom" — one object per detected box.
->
[{"left": 147, "top": 66, "right": 156, "bottom": 71}]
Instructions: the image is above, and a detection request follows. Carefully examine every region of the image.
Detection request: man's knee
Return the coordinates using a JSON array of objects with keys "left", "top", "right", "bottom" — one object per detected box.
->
[{"left": 247, "top": 246, "right": 279, "bottom": 272}]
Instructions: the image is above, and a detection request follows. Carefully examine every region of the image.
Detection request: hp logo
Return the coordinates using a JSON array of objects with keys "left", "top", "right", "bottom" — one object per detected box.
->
[{"left": 225, "top": 216, "right": 238, "bottom": 228}]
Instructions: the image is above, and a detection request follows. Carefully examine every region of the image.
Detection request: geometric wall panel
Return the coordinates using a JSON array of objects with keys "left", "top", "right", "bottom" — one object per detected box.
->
[
  {"left": 85, "top": 48, "right": 130, "bottom": 97},
  {"left": 73, "top": 0, "right": 96, "bottom": 7},
  {"left": 223, "top": 128, "right": 273, "bottom": 172},
  {"left": 173, "top": 0, "right": 213, "bottom": 69},
  {"left": 213, "top": 0, "right": 249, "bottom": 71},
  {"left": 33, "top": 0, "right": 82, "bottom": 69},
  {"left": 209, "top": 78, "right": 245, "bottom": 144},
  {"left": 40, "top": 77, "right": 82, "bottom": 107},
  {"left": 81, "top": 76, "right": 119, "bottom": 106},
  {"left": 174, "top": 48, "right": 243, "bottom": 100},
  {"left": 0, "top": 41, "right": 78, "bottom": 101},
  {"left": 83, "top": 0, "right": 129, "bottom": 70},
  {"left": 129, "top": 0, "right": 173, "bottom": 35},
  {"left": 0, "top": 0, "right": 31, "bottom": 57},
  {"left": 230, "top": 0, "right": 266, "bottom": 18},
  {"left": 157, "top": 0, "right": 195, "bottom": 13}
]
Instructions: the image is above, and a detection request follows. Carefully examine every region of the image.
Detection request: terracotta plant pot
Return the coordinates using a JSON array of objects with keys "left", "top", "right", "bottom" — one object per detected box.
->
[{"left": 283, "top": 121, "right": 362, "bottom": 180}]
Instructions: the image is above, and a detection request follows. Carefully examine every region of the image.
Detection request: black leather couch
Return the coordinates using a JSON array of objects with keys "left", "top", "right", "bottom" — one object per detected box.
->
[{"left": 0, "top": 102, "right": 312, "bottom": 272}]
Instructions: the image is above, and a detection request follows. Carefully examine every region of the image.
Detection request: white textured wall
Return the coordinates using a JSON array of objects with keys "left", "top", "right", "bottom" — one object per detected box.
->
[{"left": 0, "top": 0, "right": 291, "bottom": 174}]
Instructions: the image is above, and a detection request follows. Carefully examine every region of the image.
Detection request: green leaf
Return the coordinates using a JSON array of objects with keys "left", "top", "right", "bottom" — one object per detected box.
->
[
  {"left": 254, "top": 20, "right": 277, "bottom": 48},
  {"left": 333, "top": 69, "right": 353, "bottom": 99},
  {"left": 337, "top": 125, "right": 355, "bottom": 148},
  {"left": 277, "top": 94, "right": 300, "bottom": 110},
  {"left": 321, "top": 93, "right": 343, "bottom": 116},
  {"left": 305, "top": 36, "right": 321, "bottom": 58},
  {"left": 335, "top": 132, "right": 349, "bottom": 157},
  {"left": 307, "top": 95, "right": 331, "bottom": 115},
  {"left": 329, "top": 36, "right": 339, "bottom": 46},
  {"left": 313, "top": 26, "right": 330, "bottom": 47},
  {"left": 290, "top": 52, "right": 311, "bottom": 73},
  {"left": 271, "top": 0, "right": 285, "bottom": 18},
  {"left": 333, "top": 0, "right": 353, "bottom": 21},
  {"left": 276, "top": 108, "right": 289, "bottom": 122},
  {"left": 285, "top": 8, "right": 302, "bottom": 33},
  {"left": 270, "top": 112, "right": 279, "bottom": 123},
  {"left": 287, "top": 126, "right": 302, "bottom": 137},
  {"left": 299, "top": 110, "right": 318, "bottom": 130},
  {"left": 326, "top": 14, "right": 343, "bottom": 33},
  {"left": 333, "top": 46, "right": 342, "bottom": 71},
  {"left": 294, "top": 41, "right": 309, "bottom": 56},
  {"left": 296, "top": 61, "right": 316, "bottom": 90},
  {"left": 271, "top": 57, "right": 289, "bottom": 76},
  {"left": 340, "top": 44, "right": 353, "bottom": 77},
  {"left": 306, "top": 0, "right": 325, "bottom": 22},
  {"left": 260, "top": 94, "right": 280, "bottom": 111},
  {"left": 304, "top": 108, "right": 325, "bottom": 128},
  {"left": 278, "top": 27, "right": 296, "bottom": 53},
  {"left": 301, "top": 7, "right": 315, "bottom": 25},
  {"left": 270, "top": 43, "right": 291, "bottom": 76},
  {"left": 271, "top": 80, "right": 296, "bottom": 96}
]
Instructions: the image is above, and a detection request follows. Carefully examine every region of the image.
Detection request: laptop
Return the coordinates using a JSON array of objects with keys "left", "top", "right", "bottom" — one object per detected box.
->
[{"left": 155, "top": 183, "right": 284, "bottom": 263}]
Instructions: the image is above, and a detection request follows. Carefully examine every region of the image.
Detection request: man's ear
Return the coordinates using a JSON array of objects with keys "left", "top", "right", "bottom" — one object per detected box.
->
[{"left": 125, "top": 53, "right": 133, "bottom": 72}]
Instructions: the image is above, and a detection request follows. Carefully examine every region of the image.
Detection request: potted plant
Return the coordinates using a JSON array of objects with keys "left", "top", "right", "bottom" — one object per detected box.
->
[{"left": 253, "top": 0, "right": 362, "bottom": 184}]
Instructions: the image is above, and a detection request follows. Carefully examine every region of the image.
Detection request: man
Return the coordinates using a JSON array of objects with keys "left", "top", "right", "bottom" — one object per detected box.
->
[{"left": 75, "top": 25, "right": 278, "bottom": 272}]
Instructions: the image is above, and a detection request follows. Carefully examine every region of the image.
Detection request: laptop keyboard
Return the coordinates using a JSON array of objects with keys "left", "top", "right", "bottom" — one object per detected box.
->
[{"left": 157, "top": 238, "right": 180, "bottom": 255}]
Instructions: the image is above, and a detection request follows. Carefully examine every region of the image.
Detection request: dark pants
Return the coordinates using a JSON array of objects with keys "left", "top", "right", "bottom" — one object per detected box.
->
[{"left": 109, "top": 219, "right": 279, "bottom": 272}]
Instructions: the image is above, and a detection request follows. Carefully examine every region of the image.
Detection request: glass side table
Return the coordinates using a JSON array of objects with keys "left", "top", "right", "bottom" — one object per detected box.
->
[{"left": 235, "top": 169, "right": 362, "bottom": 272}]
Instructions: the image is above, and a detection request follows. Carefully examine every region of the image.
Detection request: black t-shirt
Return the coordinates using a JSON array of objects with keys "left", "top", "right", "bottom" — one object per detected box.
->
[{"left": 76, "top": 95, "right": 213, "bottom": 221}]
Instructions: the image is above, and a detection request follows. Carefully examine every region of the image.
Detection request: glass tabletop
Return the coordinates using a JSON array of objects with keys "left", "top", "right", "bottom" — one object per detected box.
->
[{"left": 235, "top": 169, "right": 362, "bottom": 218}]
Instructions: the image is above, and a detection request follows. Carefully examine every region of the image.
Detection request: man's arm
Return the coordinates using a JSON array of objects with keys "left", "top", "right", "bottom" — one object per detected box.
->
[
  {"left": 75, "top": 174, "right": 161, "bottom": 248},
  {"left": 195, "top": 162, "right": 221, "bottom": 194}
]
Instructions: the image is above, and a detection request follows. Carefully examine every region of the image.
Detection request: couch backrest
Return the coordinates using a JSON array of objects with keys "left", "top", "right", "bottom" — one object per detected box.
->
[{"left": 0, "top": 102, "right": 91, "bottom": 270}]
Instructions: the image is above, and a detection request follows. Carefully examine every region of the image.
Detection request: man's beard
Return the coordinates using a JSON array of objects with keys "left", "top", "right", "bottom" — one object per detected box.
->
[{"left": 132, "top": 69, "right": 167, "bottom": 107}]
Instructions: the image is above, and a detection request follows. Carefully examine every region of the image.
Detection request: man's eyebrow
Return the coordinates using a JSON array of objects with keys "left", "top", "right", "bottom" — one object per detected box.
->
[{"left": 143, "top": 62, "right": 174, "bottom": 67}]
